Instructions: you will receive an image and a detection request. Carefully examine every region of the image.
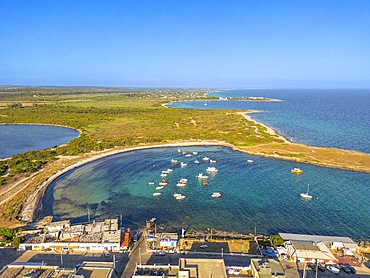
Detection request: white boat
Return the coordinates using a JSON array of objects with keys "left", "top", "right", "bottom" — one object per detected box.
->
[
  {"left": 326, "top": 265, "right": 340, "bottom": 275},
  {"left": 171, "top": 159, "right": 178, "bottom": 163},
  {"left": 192, "top": 151, "right": 198, "bottom": 155},
  {"left": 173, "top": 193, "right": 182, "bottom": 198},
  {"left": 160, "top": 173, "right": 168, "bottom": 177},
  {"left": 210, "top": 159, "right": 217, "bottom": 164},
  {"left": 206, "top": 166, "right": 218, "bottom": 173},
  {"left": 176, "top": 195, "right": 186, "bottom": 200},
  {"left": 153, "top": 192, "right": 161, "bottom": 196},
  {"left": 196, "top": 173, "right": 209, "bottom": 179},
  {"left": 300, "top": 183, "right": 312, "bottom": 200},
  {"left": 176, "top": 183, "right": 186, "bottom": 187},
  {"left": 211, "top": 192, "right": 221, "bottom": 198},
  {"left": 182, "top": 151, "right": 187, "bottom": 155},
  {"left": 179, "top": 178, "right": 188, "bottom": 183},
  {"left": 180, "top": 162, "right": 187, "bottom": 168},
  {"left": 158, "top": 180, "right": 168, "bottom": 186},
  {"left": 148, "top": 182, "right": 154, "bottom": 185},
  {"left": 185, "top": 154, "right": 192, "bottom": 157},
  {"left": 202, "top": 156, "right": 210, "bottom": 161},
  {"left": 194, "top": 160, "right": 200, "bottom": 164},
  {"left": 166, "top": 168, "right": 173, "bottom": 173},
  {"left": 156, "top": 186, "right": 164, "bottom": 190},
  {"left": 247, "top": 159, "right": 254, "bottom": 163}
]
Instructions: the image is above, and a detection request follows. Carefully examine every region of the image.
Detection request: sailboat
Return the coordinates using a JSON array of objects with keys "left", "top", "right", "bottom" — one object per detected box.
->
[{"left": 300, "top": 183, "right": 312, "bottom": 200}]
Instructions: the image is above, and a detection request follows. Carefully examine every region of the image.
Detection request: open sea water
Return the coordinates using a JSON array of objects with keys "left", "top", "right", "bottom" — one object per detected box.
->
[
  {"left": 41, "top": 89, "right": 370, "bottom": 239},
  {"left": 171, "top": 89, "right": 370, "bottom": 153}
]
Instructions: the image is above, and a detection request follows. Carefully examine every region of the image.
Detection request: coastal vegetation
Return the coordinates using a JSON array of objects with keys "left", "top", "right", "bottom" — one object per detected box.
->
[{"left": 0, "top": 86, "right": 369, "bottom": 228}]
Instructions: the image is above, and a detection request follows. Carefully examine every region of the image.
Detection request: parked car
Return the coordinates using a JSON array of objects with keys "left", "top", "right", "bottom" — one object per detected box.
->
[
  {"left": 364, "top": 260, "right": 370, "bottom": 269},
  {"left": 344, "top": 264, "right": 356, "bottom": 273},
  {"left": 155, "top": 251, "right": 166, "bottom": 256},
  {"left": 317, "top": 264, "right": 326, "bottom": 272},
  {"left": 339, "top": 264, "right": 352, "bottom": 274}
]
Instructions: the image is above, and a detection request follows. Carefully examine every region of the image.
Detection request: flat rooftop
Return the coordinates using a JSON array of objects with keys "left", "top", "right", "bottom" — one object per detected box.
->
[
  {"left": 179, "top": 258, "right": 227, "bottom": 278},
  {"left": 279, "top": 233, "right": 356, "bottom": 244}
]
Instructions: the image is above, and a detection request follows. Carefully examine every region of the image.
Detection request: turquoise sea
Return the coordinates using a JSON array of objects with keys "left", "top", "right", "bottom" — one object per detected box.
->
[{"left": 41, "top": 89, "right": 370, "bottom": 239}]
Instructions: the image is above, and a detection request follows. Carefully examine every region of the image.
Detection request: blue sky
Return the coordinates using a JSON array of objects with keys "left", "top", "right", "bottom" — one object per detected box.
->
[{"left": 1, "top": 1, "right": 369, "bottom": 88}]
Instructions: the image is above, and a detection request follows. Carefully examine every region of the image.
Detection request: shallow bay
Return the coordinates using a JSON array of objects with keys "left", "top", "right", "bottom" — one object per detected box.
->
[{"left": 42, "top": 146, "right": 370, "bottom": 239}]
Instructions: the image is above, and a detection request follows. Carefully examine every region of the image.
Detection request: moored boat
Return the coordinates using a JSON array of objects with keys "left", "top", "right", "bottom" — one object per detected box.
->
[
  {"left": 210, "top": 159, "right": 217, "bottom": 164},
  {"left": 206, "top": 166, "right": 218, "bottom": 173},
  {"left": 300, "top": 183, "right": 312, "bottom": 200},
  {"left": 192, "top": 151, "right": 198, "bottom": 155},
  {"left": 194, "top": 159, "right": 200, "bottom": 164},
  {"left": 175, "top": 194, "right": 186, "bottom": 200},
  {"left": 148, "top": 182, "right": 154, "bottom": 185},
  {"left": 156, "top": 186, "right": 164, "bottom": 190},
  {"left": 247, "top": 159, "right": 254, "bottom": 163},
  {"left": 196, "top": 173, "right": 209, "bottom": 179},
  {"left": 171, "top": 159, "right": 178, "bottom": 163},
  {"left": 153, "top": 192, "right": 161, "bottom": 196},
  {"left": 181, "top": 162, "right": 187, "bottom": 168},
  {"left": 211, "top": 192, "right": 221, "bottom": 198},
  {"left": 202, "top": 156, "right": 210, "bottom": 161},
  {"left": 158, "top": 180, "right": 168, "bottom": 186},
  {"left": 291, "top": 167, "right": 303, "bottom": 174}
]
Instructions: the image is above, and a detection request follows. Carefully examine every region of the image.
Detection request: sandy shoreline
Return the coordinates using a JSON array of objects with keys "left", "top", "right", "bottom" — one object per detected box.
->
[{"left": 236, "top": 111, "right": 291, "bottom": 144}]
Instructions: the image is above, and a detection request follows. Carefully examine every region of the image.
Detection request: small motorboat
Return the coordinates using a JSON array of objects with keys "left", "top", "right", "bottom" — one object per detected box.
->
[
  {"left": 148, "top": 182, "right": 154, "bottom": 185},
  {"left": 202, "top": 156, "right": 210, "bottom": 161},
  {"left": 199, "top": 244, "right": 208, "bottom": 248},
  {"left": 181, "top": 162, "right": 187, "bottom": 168},
  {"left": 159, "top": 180, "right": 168, "bottom": 186},
  {"left": 196, "top": 173, "right": 209, "bottom": 179},
  {"left": 160, "top": 173, "right": 168, "bottom": 177},
  {"left": 291, "top": 167, "right": 303, "bottom": 174},
  {"left": 192, "top": 151, "right": 198, "bottom": 155},
  {"left": 173, "top": 193, "right": 182, "bottom": 198},
  {"left": 171, "top": 159, "right": 178, "bottom": 163},
  {"left": 210, "top": 159, "right": 217, "bottom": 164},
  {"left": 247, "top": 159, "right": 254, "bottom": 163},
  {"left": 153, "top": 192, "right": 161, "bottom": 197},
  {"left": 185, "top": 154, "right": 192, "bottom": 157},
  {"left": 176, "top": 183, "right": 186, "bottom": 187},
  {"left": 176, "top": 195, "right": 186, "bottom": 200},
  {"left": 194, "top": 159, "right": 200, "bottom": 164},
  {"left": 202, "top": 182, "right": 208, "bottom": 186},
  {"left": 211, "top": 192, "right": 221, "bottom": 198},
  {"left": 206, "top": 166, "right": 218, "bottom": 173},
  {"left": 156, "top": 186, "right": 164, "bottom": 190}
]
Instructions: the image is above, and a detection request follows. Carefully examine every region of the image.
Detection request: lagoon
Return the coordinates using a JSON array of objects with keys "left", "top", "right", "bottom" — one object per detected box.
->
[{"left": 0, "top": 124, "right": 79, "bottom": 158}]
